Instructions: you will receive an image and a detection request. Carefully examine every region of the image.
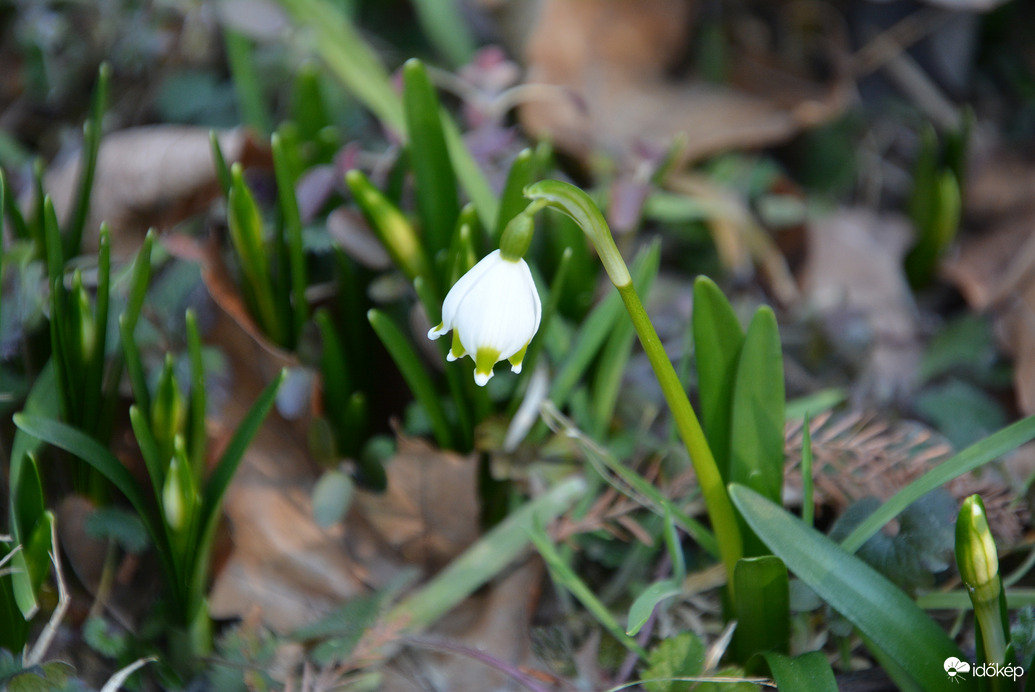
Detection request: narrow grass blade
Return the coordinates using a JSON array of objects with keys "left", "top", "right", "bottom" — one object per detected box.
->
[
  {"left": 67, "top": 62, "right": 109, "bottom": 257},
  {"left": 185, "top": 311, "right": 207, "bottom": 475},
  {"left": 762, "top": 651, "right": 838, "bottom": 692},
  {"left": 83, "top": 224, "right": 111, "bottom": 436},
  {"left": 272, "top": 133, "right": 309, "bottom": 344},
  {"left": 840, "top": 415, "right": 1035, "bottom": 553},
  {"left": 209, "top": 131, "right": 231, "bottom": 196},
  {"left": 386, "top": 475, "right": 586, "bottom": 632},
  {"left": 190, "top": 369, "right": 284, "bottom": 606},
  {"left": 346, "top": 170, "right": 434, "bottom": 290},
  {"left": 541, "top": 403, "right": 718, "bottom": 557},
  {"left": 224, "top": 29, "right": 272, "bottom": 134},
  {"left": 729, "top": 483, "right": 962, "bottom": 692},
  {"left": 1, "top": 167, "right": 30, "bottom": 241},
  {"left": 129, "top": 406, "right": 165, "bottom": 505},
  {"left": 12, "top": 415, "right": 161, "bottom": 541},
  {"left": 801, "top": 413, "right": 815, "bottom": 528},
  {"left": 403, "top": 59, "right": 458, "bottom": 259},
  {"left": 120, "top": 315, "right": 151, "bottom": 416},
  {"left": 410, "top": 0, "right": 475, "bottom": 67},
  {"left": 368, "top": 309, "right": 454, "bottom": 450},
  {"left": 530, "top": 522, "right": 647, "bottom": 658},
  {"left": 228, "top": 163, "right": 283, "bottom": 345},
  {"left": 550, "top": 242, "right": 659, "bottom": 408},
  {"left": 277, "top": 0, "right": 497, "bottom": 228}
]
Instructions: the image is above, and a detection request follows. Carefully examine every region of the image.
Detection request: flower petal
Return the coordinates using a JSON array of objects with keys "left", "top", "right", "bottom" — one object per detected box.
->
[{"left": 440, "top": 249, "right": 504, "bottom": 331}]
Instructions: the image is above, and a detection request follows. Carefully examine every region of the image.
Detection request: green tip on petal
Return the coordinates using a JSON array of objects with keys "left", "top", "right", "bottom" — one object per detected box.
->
[
  {"left": 428, "top": 322, "right": 446, "bottom": 340},
  {"left": 508, "top": 342, "right": 529, "bottom": 374},
  {"left": 474, "top": 346, "right": 501, "bottom": 386},
  {"left": 448, "top": 330, "right": 466, "bottom": 362}
]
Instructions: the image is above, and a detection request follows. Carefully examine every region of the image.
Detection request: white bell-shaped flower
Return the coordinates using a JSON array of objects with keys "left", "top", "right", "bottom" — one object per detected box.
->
[{"left": 428, "top": 249, "right": 541, "bottom": 386}]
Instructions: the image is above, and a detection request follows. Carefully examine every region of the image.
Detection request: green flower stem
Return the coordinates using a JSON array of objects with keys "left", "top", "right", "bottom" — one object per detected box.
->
[
  {"left": 973, "top": 584, "right": 1007, "bottom": 668},
  {"left": 525, "top": 180, "right": 743, "bottom": 585}
]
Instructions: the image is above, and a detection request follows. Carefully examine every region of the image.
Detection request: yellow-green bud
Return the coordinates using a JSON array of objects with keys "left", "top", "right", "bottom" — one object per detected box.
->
[
  {"left": 956, "top": 495, "right": 999, "bottom": 594},
  {"left": 162, "top": 438, "right": 196, "bottom": 531},
  {"left": 72, "top": 271, "right": 96, "bottom": 362},
  {"left": 152, "top": 354, "right": 187, "bottom": 456}
]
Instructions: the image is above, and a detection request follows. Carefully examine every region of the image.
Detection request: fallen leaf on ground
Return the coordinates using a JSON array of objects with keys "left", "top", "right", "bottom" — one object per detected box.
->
[
  {"left": 800, "top": 207, "right": 922, "bottom": 404},
  {"left": 376, "top": 560, "right": 544, "bottom": 692},
  {"left": 518, "top": 0, "right": 848, "bottom": 163},
  {"left": 39, "top": 125, "right": 268, "bottom": 258},
  {"left": 943, "top": 149, "right": 1035, "bottom": 416},
  {"left": 354, "top": 436, "right": 481, "bottom": 573}
]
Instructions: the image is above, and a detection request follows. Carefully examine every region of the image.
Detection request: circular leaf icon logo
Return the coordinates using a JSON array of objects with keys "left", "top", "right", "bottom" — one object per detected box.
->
[{"left": 944, "top": 657, "right": 971, "bottom": 681}]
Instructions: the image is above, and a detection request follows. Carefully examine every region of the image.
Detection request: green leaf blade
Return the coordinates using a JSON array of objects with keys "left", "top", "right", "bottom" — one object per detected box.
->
[{"left": 729, "top": 484, "right": 962, "bottom": 692}]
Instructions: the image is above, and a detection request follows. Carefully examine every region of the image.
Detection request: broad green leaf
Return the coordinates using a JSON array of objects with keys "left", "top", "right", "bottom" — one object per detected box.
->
[
  {"left": 762, "top": 652, "right": 837, "bottom": 692},
  {"left": 841, "top": 415, "right": 1035, "bottom": 553},
  {"left": 733, "top": 556, "right": 789, "bottom": 665},
  {"left": 729, "top": 306, "right": 785, "bottom": 555},
  {"left": 11, "top": 510, "right": 52, "bottom": 618},
  {"left": 692, "top": 275, "right": 744, "bottom": 481},
  {"left": 403, "top": 59, "right": 459, "bottom": 259},
  {"left": 729, "top": 306, "right": 784, "bottom": 503},
  {"left": 729, "top": 484, "right": 962, "bottom": 692}
]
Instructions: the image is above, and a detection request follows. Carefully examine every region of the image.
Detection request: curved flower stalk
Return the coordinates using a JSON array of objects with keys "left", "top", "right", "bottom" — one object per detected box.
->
[
  {"left": 523, "top": 179, "right": 744, "bottom": 587},
  {"left": 428, "top": 213, "right": 541, "bottom": 385}
]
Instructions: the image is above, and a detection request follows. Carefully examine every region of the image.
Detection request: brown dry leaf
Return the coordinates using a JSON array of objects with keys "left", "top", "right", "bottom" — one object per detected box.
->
[
  {"left": 204, "top": 297, "right": 397, "bottom": 631},
  {"left": 800, "top": 207, "right": 922, "bottom": 404},
  {"left": 518, "top": 0, "right": 848, "bottom": 163},
  {"left": 354, "top": 436, "right": 481, "bottom": 573},
  {"left": 377, "top": 560, "right": 544, "bottom": 692},
  {"left": 41, "top": 125, "right": 268, "bottom": 258},
  {"left": 943, "top": 150, "right": 1035, "bottom": 415}
]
